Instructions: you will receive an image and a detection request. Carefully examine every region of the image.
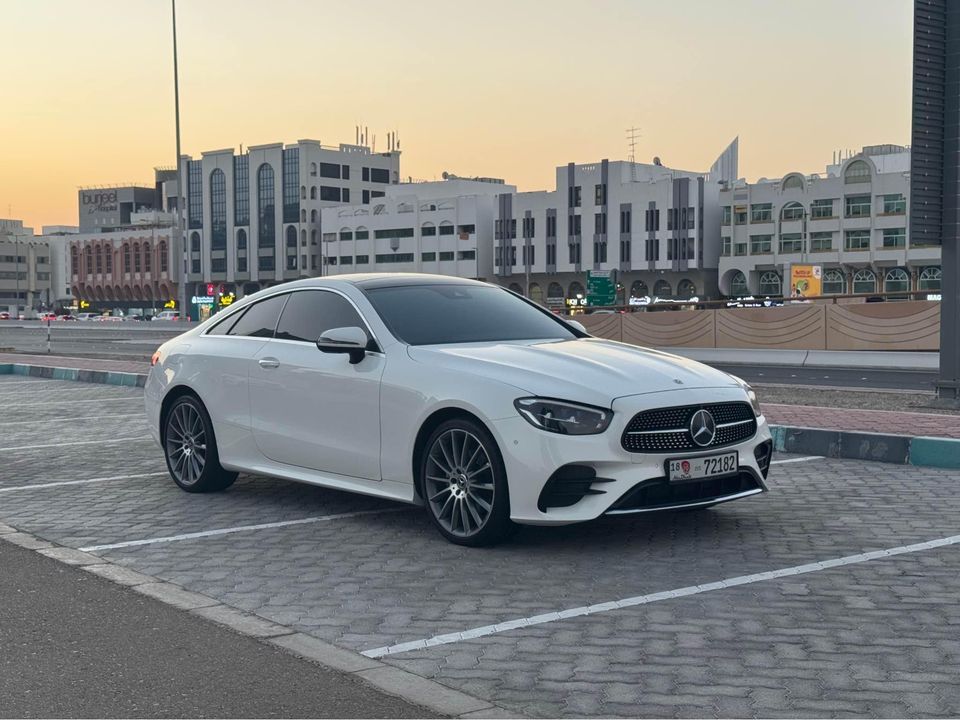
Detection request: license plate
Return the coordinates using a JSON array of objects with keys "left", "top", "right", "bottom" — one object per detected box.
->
[{"left": 667, "top": 452, "right": 738, "bottom": 483}]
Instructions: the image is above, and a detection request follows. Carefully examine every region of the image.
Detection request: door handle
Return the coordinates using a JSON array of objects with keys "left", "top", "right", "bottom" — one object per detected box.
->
[{"left": 258, "top": 357, "right": 280, "bottom": 369}]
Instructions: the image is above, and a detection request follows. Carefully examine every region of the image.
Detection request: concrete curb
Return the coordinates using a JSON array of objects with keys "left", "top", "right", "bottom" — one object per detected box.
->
[
  {"left": 0, "top": 363, "right": 146, "bottom": 387},
  {"left": 0, "top": 527, "right": 516, "bottom": 719},
  {"left": 770, "top": 425, "right": 960, "bottom": 469},
  {"left": 664, "top": 347, "right": 939, "bottom": 371}
]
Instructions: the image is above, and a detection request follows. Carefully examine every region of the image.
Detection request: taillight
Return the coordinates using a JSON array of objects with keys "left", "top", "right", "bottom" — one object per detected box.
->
[{"left": 151, "top": 351, "right": 161, "bottom": 367}]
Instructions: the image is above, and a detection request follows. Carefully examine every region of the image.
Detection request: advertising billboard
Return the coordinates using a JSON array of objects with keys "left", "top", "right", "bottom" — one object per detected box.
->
[{"left": 790, "top": 265, "right": 822, "bottom": 298}]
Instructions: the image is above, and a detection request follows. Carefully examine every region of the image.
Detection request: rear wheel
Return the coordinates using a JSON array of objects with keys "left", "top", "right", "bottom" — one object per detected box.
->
[
  {"left": 421, "top": 418, "right": 513, "bottom": 546},
  {"left": 163, "top": 395, "right": 237, "bottom": 493}
]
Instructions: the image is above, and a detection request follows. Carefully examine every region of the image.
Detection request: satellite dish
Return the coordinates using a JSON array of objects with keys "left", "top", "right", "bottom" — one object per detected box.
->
[
  {"left": 653, "top": 156, "right": 662, "bottom": 166},
  {"left": 441, "top": 171, "right": 449, "bottom": 180}
]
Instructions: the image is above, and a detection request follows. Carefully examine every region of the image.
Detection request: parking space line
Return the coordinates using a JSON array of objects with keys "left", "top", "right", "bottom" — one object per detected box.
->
[
  {"left": 78, "top": 507, "right": 412, "bottom": 552},
  {"left": 12, "top": 398, "right": 142, "bottom": 408},
  {"left": 0, "top": 471, "right": 167, "bottom": 493},
  {"left": 771, "top": 456, "right": 823, "bottom": 465},
  {"left": 0, "top": 414, "right": 146, "bottom": 427},
  {"left": 0, "top": 436, "right": 150, "bottom": 452},
  {"left": 361, "top": 532, "right": 960, "bottom": 659}
]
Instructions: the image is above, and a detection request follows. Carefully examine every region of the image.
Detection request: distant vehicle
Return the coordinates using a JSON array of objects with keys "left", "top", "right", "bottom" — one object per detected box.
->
[
  {"left": 0, "top": 311, "right": 10, "bottom": 320},
  {"left": 58, "top": 314, "right": 77, "bottom": 321},
  {"left": 39, "top": 312, "right": 57, "bottom": 322},
  {"left": 76, "top": 313, "right": 97, "bottom": 321},
  {"left": 153, "top": 310, "right": 182, "bottom": 321},
  {"left": 95, "top": 314, "right": 124, "bottom": 322}
]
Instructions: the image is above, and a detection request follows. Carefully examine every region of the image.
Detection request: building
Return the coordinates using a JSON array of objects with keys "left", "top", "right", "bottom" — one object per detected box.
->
[
  {"left": 178, "top": 137, "right": 402, "bottom": 301},
  {"left": 493, "top": 148, "right": 734, "bottom": 307},
  {"left": 718, "top": 144, "right": 942, "bottom": 297},
  {"left": 68, "top": 172, "right": 180, "bottom": 313},
  {"left": 320, "top": 177, "right": 510, "bottom": 281},
  {"left": 39, "top": 225, "right": 79, "bottom": 308},
  {"left": 0, "top": 219, "right": 52, "bottom": 315}
]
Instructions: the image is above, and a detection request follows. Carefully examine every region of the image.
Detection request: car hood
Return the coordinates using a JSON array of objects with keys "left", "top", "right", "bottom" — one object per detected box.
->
[{"left": 407, "top": 338, "right": 739, "bottom": 407}]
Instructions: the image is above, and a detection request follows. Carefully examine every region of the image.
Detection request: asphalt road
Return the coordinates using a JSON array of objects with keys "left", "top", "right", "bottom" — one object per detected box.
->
[
  {"left": 4, "top": 375, "right": 960, "bottom": 717},
  {"left": 0, "top": 539, "right": 433, "bottom": 719},
  {"left": 0, "top": 323, "right": 938, "bottom": 391}
]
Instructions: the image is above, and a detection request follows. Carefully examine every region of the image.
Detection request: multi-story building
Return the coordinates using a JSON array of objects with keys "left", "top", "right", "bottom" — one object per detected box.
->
[
  {"left": 178, "top": 137, "right": 401, "bottom": 299},
  {"left": 68, "top": 173, "right": 180, "bottom": 312},
  {"left": 718, "top": 145, "right": 942, "bottom": 297},
  {"left": 493, "top": 146, "right": 736, "bottom": 307},
  {"left": 39, "top": 225, "right": 79, "bottom": 308},
  {"left": 0, "top": 219, "right": 52, "bottom": 315},
  {"left": 320, "top": 177, "right": 510, "bottom": 281}
]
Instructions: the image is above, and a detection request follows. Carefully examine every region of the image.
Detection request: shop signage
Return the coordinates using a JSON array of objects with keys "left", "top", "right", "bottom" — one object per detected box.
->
[
  {"left": 191, "top": 295, "right": 215, "bottom": 305},
  {"left": 789, "top": 265, "right": 822, "bottom": 297}
]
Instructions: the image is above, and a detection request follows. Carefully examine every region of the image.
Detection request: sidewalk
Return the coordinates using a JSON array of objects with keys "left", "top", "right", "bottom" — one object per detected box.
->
[
  {"left": 763, "top": 402, "right": 960, "bottom": 439},
  {"left": 0, "top": 352, "right": 147, "bottom": 374}
]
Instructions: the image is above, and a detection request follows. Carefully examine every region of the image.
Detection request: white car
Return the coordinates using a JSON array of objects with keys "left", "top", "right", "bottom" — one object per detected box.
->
[
  {"left": 145, "top": 274, "right": 772, "bottom": 545},
  {"left": 153, "top": 310, "right": 182, "bottom": 321}
]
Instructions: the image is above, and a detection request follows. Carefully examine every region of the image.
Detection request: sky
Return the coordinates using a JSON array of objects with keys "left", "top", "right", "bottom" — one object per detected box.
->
[{"left": 1, "top": 0, "right": 913, "bottom": 232}]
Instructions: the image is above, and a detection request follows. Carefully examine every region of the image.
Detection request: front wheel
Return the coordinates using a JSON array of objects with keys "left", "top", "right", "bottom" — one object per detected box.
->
[
  {"left": 163, "top": 395, "right": 237, "bottom": 493},
  {"left": 421, "top": 418, "right": 514, "bottom": 546}
]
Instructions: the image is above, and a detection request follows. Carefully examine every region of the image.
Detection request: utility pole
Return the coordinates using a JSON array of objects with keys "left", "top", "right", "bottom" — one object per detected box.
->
[
  {"left": 14, "top": 233, "right": 20, "bottom": 318},
  {"left": 172, "top": 0, "right": 188, "bottom": 320}
]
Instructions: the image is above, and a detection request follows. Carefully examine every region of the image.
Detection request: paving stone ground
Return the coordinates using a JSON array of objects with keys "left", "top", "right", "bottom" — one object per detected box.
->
[{"left": 1, "top": 375, "right": 960, "bottom": 717}]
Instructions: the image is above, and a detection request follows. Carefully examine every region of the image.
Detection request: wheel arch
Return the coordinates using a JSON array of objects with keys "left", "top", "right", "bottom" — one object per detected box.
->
[
  {"left": 159, "top": 384, "right": 204, "bottom": 442},
  {"left": 410, "top": 406, "right": 494, "bottom": 503}
]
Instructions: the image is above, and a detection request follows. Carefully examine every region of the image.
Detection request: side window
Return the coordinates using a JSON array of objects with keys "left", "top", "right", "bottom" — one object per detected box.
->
[
  {"left": 206, "top": 312, "right": 240, "bottom": 335},
  {"left": 226, "top": 294, "right": 288, "bottom": 338},
  {"left": 275, "top": 290, "right": 368, "bottom": 344}
]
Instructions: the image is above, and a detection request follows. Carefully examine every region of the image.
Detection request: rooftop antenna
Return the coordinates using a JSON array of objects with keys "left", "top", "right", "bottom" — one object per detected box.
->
[{"left": 626, "top": 126, "right": 642, "bottom": 182}]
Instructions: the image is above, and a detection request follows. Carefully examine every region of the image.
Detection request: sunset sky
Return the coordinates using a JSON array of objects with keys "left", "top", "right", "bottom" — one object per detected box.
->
[{"left": 1, "top": 0, "right": 913, "bottom": 232}]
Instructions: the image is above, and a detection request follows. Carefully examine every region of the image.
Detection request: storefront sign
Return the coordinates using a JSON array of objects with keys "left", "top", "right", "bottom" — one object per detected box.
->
[
  {"left": 587, "top": 270, "right": 616, "bottom": 306},
  {"left": 191, "top": 295, "right": 215, "bottom": 306},
  {"left": 790, "top": 265, "right": 822, "bottom": 297}
]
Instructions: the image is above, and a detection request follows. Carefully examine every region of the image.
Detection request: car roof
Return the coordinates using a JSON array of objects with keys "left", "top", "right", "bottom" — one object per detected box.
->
[{"left": 272, "top": 273, "right": 490, "bottom": 292}]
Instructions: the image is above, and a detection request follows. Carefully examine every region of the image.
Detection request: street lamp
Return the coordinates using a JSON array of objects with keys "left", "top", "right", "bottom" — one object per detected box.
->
[
  {"left": 14, "top": 233, "right": 20, "bottom": 318},
  {"left": 171, "top": 0, "right": 187, "bottom": 320}
]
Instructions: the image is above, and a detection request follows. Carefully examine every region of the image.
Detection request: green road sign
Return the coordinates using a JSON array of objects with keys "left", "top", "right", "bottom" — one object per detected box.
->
[{"left": 586, "top": 270, "right": 616, "bottom": 306}]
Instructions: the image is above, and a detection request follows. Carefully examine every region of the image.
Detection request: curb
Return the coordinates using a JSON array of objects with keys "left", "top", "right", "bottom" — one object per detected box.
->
[
  {"left": 0, "top": 363, "right": 146, "bottom": 388},
  {"left": 0, "top": 525, "right": 517, "bottom": 719},
  {"left": 770, "top": 425, "right": 960, "bottom": 470}
]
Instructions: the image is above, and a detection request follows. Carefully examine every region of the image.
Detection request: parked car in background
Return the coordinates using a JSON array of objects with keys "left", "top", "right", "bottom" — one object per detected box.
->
[
  {"left": 75, "top": 313, "right": 97, "bottom": 321},
  {"left": 39, "top": 312, "right": 57, "bottom": 322},
  {"left": 152, "top": 310, "right": 183, "bottom": 321},
  {"left": 0, "top": 311, "right": 10, "bottom": 320}
]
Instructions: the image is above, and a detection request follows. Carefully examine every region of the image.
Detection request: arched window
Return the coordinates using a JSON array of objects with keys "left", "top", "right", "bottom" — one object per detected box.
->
[
  {"left": 421, "top": 222, "right": 436, "bottom": 237},
  {"left": 529, "top": 282, "right": 544, "bottom": 304},
  {"left": 677, "top": 279, "right": 696, "bottom": 299},
  {"left": 653, "top": 279, "right": 672, "bottom": 298},
  {"left": 190, "top": 232, "right": 200, "bottom": 252},
  {"left": 70, "top": 246, "right": 78, "bottom": 275},
  {"left": 340, "top": 227, "right": 353, "bottom": 241},
  {"left": 852, "top": 268, "right": 876, "bottom": 294},
  {"left": 548, "top": 282, "right": 564, "bottom": 300},
  {"left": 782, "top": 174, "right": 804, "bottom": 191},
  {"left": 919, "top": 266, "right": 942, "bottom": 291},
  {"left": 236, "top": 229, "right": 247, "bottom": 250},
  {"left": 844, "top": 159, "right": 871, "bottom": 184},
  {"left": 158, "top": 241, "right": 168, "bottom": 273},
  {"left": 301, "top": 229, "right": 307, "bottom": 246},
  {"left": 310, "top": 186, "right": 317, "bottom": 200},
  {"left": 630, "top": 280, "right": 648, "bottom": 298},
  {"left": 95, "top": 246, "right": 103, "bottom": 274},
  {"left": 133, "top": 243, "right": 141, "bottom": 273},
  {"left": 309, "top": 162, "right": 317, "bottom": 177},
  {"left": 508, "top": 283, "right": 523, "bottom": 294},
  {"left": 122, "top": 244, "right": 130, "bottom": 273},
  {"left": 438, "top": 221, "right": 454, "bottom": 236},
  {"left": 822, "top": 268, "right": 845, "bottom": 294},
  {"left": 210, "top": 169, "right": 227, "bottom": 250},
  {"left": 781, "top": 202, "right": 804, "bottom": 221},
  {"left": 257, "top": 164, "right": 275, "bottom": 249},
  {"left": 884, "top": 267, "right": 909, "bottom": 293},
  {"left": 286, "top": 225, "right": 297, "bottom": 248},
  {"left": 310, "top": 209, "right": 318, "bottom": 222},
  {"left": 759, "top": 271, "right": 781, "bottom": 296},
  {"left": 143, "top": 242, "right": 151, "bottom": 273},
  {"left": 301, "top": 209, "right": 306, "bottom": 223},
  {"left": 310, "top": 230, "right": 317, "bottom": 245},
  {"left": 301, "top": 185, "right": 307, "bottom": 200},
  {"left": 730, "top": 271, "right": 748, "bottom": 297},
  {"left": 568, "top": 281, "right": 585, "bottom": 298}
]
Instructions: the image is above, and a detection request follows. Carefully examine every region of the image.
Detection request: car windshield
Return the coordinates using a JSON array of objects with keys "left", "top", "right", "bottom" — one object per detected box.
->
[{"left": 365, "top": 284, "right": 577, "bottom": 346}]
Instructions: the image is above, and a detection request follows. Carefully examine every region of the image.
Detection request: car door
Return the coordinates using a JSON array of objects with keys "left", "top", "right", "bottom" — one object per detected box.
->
[{"left": 248, "top": 288, "right": 385, "bottom": 480}]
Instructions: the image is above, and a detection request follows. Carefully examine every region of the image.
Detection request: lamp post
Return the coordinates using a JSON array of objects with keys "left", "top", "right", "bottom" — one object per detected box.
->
[
  {"left": 172, "top": 0, "right": 187, "bottom": 320},
  {"left": 14, "top": 233, "right": 20, "bottom": 318}
]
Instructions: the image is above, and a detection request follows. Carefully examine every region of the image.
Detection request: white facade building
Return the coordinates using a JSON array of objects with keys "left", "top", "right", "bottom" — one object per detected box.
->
[
  {"left": 0, "top": 219, "right": 51, "bottom": 314},
  {"left": 718, "top": 145, "right": 941, "bottom": 297},
  {"left": 320, "top": 178, "right": 511, "bottom": 281},
  {"left": 179, "top": 138, "right": 402, "bottom": 298},
  {"left": 39, "top": 225, "right": 79, "bottom": 307}
]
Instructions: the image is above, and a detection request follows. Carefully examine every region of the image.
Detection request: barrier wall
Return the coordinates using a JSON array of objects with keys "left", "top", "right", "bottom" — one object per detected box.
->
[{"left": 576, "top": 301, "right": 941, "bottom": 351}]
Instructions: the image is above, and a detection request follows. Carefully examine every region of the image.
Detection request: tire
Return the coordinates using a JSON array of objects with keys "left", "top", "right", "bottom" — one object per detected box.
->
[
  {"left": 162, "top": 394, "right": 237, "bottom": 493},
  {"left": 420, "top": 417, "right": 514, "bottom": 546}
]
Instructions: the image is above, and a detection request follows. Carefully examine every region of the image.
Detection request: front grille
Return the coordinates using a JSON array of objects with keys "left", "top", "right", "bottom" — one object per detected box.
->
[
  {"left": 621, "top": 402, "right": 756, "bottom": 453},
  {"left": 609, "top": 470, "right": 762, "bottom": 512}
]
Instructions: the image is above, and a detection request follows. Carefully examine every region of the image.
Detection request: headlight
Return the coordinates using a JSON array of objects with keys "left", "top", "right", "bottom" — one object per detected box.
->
[
  {"left": 514, "top": 397, "right": 612, "bottom": 435},
  {"left": 728, "top": 374, "right": 762, "bottom": 417}
]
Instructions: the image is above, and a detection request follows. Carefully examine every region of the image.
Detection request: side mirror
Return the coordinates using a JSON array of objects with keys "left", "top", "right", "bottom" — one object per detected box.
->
[
  {"left": 317, "top": 326, "right": 368, "bottom": 364},
  {"left": 566, "top": 319, "right": 587, "bottom": 334}
]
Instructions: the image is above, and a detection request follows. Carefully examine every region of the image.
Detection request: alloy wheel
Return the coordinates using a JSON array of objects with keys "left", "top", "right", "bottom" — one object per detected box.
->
[
  {"left": 165, "top": 402, "right": 207, "bottom": 487},
  {"left": 425, "top": 429, "right": 495, "bottom": 538}
]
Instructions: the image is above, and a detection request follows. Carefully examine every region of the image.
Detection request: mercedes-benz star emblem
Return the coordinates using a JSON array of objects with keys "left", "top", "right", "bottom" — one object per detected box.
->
[{"left": 689, "top": 409, "right": 716, "bottom": 447}]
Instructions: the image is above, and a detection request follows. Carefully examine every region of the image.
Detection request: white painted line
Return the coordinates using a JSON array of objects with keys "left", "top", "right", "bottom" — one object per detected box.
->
[
  {"left": 0, "top": 435, "right": 149, "bottom": 452},
  {"left": 361, "top": 532, "right": 960, "bottom": 659},
  {"left": 0, "top": 379, "right": 63, "bottom": 387},
  {"left": 79, "top": 507, "right": 411, "bottom": 552},
  {"left": 0, "top": 471, "right": 167, "bottom": 493},
  {"left": 0, "top": 413, "right": 146, "bottom": 427},
  {"left": 770, "top": 456, "right": 823, "bottom": 465},
  {"left": 12, "top": 397, "right": 142, "bottom": 408}
]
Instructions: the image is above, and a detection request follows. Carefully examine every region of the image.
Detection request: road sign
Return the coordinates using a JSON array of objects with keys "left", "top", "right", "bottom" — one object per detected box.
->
[{"left": 587, "top": 270, "right": 616, "bottom": 306}]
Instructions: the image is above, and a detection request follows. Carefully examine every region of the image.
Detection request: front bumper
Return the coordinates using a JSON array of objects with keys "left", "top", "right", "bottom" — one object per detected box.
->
[{"left": 490, "top": 386, "right": 772, "bottom": 525}]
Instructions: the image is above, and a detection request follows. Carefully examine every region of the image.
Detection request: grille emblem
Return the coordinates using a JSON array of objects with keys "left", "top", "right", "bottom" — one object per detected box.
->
[{"left": 689, "top": 409, "right": 716, "bottom": 447}]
